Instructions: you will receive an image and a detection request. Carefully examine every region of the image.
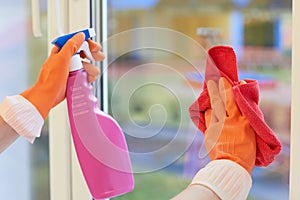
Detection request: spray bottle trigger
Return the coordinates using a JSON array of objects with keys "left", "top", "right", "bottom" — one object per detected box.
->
[{"left": 77, "top": 41, "right": 95, "bottom": 62}]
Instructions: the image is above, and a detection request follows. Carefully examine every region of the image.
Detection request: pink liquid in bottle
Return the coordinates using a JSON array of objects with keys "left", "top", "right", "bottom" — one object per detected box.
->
[{"left": 66, "top": 69, "right": 134, "bottom": 199}]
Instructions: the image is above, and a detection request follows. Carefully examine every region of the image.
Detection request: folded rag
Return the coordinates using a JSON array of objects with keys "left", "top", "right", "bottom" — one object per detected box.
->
[{"left": 189, "top": 45, "right": 282, "bottom": 167}]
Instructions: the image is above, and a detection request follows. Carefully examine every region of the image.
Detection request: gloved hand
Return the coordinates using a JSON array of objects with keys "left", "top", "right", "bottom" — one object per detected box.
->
[
  {"left": 20, "top": 33, "right": 105, "bottom": 119},
  {"left": 82, "top": 38, "right": 105, "bottom": 82},
  {"left": 204, "top": 77, "right": 256, "bottom": 173}
]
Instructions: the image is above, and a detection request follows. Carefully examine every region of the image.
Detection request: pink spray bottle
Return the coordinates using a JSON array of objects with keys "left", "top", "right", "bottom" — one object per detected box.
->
[{"left": 52, "top": 28, "right": 134, "bottom": 199}]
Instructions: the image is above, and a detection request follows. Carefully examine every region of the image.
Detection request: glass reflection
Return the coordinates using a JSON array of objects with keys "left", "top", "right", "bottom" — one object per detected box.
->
[{"left": 107, "top": 1, "right": 291, "bottom": 199}]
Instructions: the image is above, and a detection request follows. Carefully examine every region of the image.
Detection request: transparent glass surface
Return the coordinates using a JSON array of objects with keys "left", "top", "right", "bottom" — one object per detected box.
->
[
  {"left": 106, "top": 0, "right": 291, "bottom": 199},
  {"left": 0, "top": 0, "right": 49, "bottom": 199}
]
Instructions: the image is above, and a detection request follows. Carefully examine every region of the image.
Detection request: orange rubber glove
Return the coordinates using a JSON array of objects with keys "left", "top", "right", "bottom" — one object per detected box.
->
[
  {"left": 204, "top": 77, "right": 256, "bottom": 173},
  {"left": 82, "top": 39, "right": 105, "bottom": 82},
  {"left": 21, "top": 33, "right": 105, "bottom": 119}
]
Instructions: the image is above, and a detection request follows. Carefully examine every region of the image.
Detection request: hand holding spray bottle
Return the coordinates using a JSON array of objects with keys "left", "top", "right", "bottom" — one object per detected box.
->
[{"left": 52, "top": 28, "right": 134, "bottom": 199}]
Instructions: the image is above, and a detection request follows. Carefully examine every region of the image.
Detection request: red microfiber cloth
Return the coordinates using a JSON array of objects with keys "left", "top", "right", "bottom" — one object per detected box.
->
[{"left": 189, "top": 45, "right": 282, "bottom": 167}]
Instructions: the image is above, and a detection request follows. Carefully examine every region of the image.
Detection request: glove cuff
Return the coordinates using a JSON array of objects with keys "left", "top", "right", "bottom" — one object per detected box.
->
[
  {"left": 190, "top": 159, "right": 252, "bottom": 200},
  {"left": 0, "top": 95, "right": 44, "bottom": 143}
]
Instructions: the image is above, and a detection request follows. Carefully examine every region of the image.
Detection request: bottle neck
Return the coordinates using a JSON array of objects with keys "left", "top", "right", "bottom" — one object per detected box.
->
[{"left": 70, "top": 55, "right": 83, "bottom": 72}]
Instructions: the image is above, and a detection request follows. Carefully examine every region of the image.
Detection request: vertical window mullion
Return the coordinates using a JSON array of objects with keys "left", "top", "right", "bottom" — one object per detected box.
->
[
  {"left": 49, "top": 0, "right": 92, "bottom": 199},
  {"left": 48, "top": 0, "right": 72, "bottom": 199},
  {"left": 68, "top": 0, "right": 92, "bottom": 199},
  {"left": 290, "top": 0, "right": 300, "bottom": 199}
]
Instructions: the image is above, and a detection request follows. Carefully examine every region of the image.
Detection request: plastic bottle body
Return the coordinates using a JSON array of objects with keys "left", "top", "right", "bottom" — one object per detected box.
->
[{"left": 66, "top": 69, "right": 134, "bottom": 199}]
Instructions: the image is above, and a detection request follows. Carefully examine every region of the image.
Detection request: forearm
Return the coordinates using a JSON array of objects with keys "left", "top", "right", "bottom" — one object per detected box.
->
[
  {"left": 0, "top": 116, "right": 19, "bottom": 153},
  {"left": 171, "top": 183, "right": 220, "bottom": 200},
  {"left": 172, "top": 160, "right": 252, "bottom": 200},
  {"left": 0, "top": 95, "right": 44, "bottom": 151}
]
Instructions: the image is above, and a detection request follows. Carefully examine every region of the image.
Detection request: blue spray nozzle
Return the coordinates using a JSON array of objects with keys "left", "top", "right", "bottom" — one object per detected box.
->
[{"left": 52, "top": 28, "right": 96, "bottom": 49}]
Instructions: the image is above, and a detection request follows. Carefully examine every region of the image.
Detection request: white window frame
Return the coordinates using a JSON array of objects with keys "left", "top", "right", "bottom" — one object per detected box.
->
[
  {"left": 290, "top": 0, "right": 300, "bottom": 199},
  {"left": 47, "top": 0, "right": 299, "bottom": 199},
  {"left": 48, "top": 0, "right": 96, "bottom": 199}
]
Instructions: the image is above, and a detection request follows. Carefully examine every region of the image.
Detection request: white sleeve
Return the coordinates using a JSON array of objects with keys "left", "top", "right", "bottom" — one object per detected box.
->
[
  {"left": 0, "top": 95, "right": 44, "bottom": 143},
  {"left": 190, "top": 159, "right": 252, "bottom": 200}
]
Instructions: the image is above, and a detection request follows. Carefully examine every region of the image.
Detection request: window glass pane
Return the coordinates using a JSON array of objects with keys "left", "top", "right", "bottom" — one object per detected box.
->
[
  {"left": 0, "top": 0, "right": 49, "bottom": 199},
  {"left": 107, "top": 1, "right": 291, "bottom": 199}
]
